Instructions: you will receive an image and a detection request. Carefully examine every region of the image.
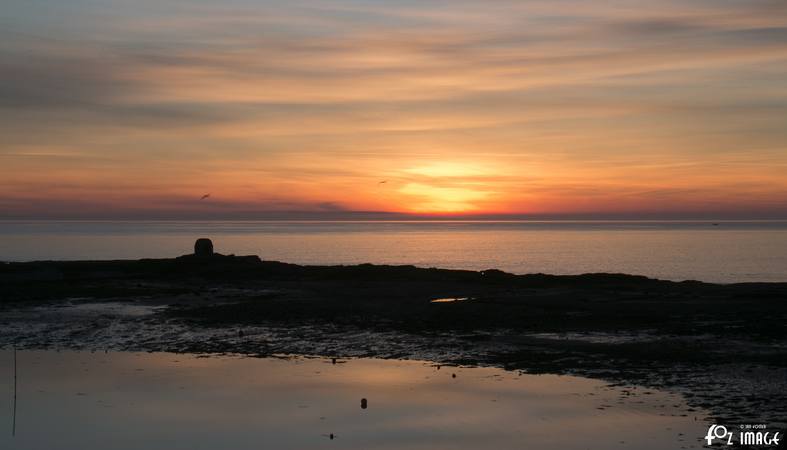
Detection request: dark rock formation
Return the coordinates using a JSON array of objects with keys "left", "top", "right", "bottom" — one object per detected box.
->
[{"left": 194, "top": 238, "right": 214, "bottom": 256}]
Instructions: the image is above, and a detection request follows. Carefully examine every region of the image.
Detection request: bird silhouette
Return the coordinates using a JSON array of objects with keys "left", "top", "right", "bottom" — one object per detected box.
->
[
  {"left": 200, "top": 194, "right": 211, "bottom": 200},
  {"left": 378, "top": 180, "right": 388, "bottom": 184}
]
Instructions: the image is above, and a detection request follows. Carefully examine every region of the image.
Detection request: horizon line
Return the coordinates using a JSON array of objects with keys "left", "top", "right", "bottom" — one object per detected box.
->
[{"left": 2, "top": 211, "right": 787, "bottom": 222}]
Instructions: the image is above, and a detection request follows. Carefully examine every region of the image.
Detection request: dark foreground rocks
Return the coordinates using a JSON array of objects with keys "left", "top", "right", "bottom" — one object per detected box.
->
[{"left": 1, "top": 255, "right": 786, "bottom": 429}]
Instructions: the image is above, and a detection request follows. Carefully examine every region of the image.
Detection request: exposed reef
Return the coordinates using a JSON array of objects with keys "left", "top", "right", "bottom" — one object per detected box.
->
[{"left": 1, "top": 251, "right": 786, "bottom": 429}]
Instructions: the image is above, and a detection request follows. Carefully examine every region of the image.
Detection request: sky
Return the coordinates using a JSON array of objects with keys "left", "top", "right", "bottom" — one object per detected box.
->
[{"left": 1, "top": 0, "right": 786, "bottom": 219}]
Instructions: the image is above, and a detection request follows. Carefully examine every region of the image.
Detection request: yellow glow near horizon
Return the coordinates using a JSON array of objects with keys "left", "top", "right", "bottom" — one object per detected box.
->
[
  {"left": 398, "top": 183, "right": 490, "bottom": 213},
  {"left": 394, "top": 162, "right": 500, "bottom": 212}
]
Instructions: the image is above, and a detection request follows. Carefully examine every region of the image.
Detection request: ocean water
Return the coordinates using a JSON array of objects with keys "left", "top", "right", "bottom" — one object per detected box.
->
[
  {"left": 0, "top": 351, "right": 706, "bottom": 450},
  {"left": 1, "top": 220, "right": 787, "bottom": 283}
]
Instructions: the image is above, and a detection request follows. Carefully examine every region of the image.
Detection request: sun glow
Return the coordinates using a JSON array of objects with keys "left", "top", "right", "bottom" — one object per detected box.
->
[
  {"left": 394, "top": 162, "right": 498, "bottom": 213},
  {"left": 398, "top": 183, "right": 488, "bottom": 213}
]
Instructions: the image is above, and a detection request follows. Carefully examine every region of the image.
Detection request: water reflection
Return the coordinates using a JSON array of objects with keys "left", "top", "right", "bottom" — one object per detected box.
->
[
  {"left": 0, "top": 350, "right": 707, "bottom": 449},
  {"left": 430, "top": 297, "right": 471, "bottom": 303}
]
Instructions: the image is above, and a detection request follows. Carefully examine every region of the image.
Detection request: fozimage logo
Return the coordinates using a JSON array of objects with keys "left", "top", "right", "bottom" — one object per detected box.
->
[{"left": 705, "top": 424, "right": 781, "bottom": 446}]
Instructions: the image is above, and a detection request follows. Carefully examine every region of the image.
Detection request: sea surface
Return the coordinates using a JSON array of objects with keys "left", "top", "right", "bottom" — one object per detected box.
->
[
  {"left": 2, "top": 220, "right": 787, "bottom": 283},
  {"left": 0, "top": 350, "right": 706, "bottom": 450}
]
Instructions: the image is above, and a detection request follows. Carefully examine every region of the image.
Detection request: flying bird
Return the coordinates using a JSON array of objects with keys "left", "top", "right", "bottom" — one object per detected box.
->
[
  {"left": 378, "top": 180, "right": 388, "bottom": 184},
  {"left": 200, "top": 193, "right": 211, "bottom": 200}
]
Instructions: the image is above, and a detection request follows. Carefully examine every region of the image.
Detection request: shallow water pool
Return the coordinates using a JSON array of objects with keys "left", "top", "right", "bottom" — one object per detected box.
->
[{"left": 0, "top": 350, "right": 708, "bottom": 449}]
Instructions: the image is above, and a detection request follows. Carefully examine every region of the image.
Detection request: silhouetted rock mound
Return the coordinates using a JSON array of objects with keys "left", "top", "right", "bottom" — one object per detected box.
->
[
  {"left": 174, "top": 239, "right": 261, "bottom": 271},
  {"left": 194, "top": 238, "right": 214, "bottom": 256}
]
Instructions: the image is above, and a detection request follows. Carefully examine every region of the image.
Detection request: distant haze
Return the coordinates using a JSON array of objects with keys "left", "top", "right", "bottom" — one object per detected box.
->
[{"left": 1, "top": 0, "right": 787, "bottom": 219}]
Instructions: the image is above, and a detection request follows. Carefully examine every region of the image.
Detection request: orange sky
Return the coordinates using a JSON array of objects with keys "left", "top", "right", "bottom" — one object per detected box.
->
[{"left": 1, "top": 0, "right": 786, "bottom": 218}]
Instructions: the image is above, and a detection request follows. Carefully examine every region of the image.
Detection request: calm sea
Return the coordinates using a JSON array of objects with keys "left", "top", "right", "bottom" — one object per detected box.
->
[{"left": 1, "top": 220, "right": 786, "bottom": 283}]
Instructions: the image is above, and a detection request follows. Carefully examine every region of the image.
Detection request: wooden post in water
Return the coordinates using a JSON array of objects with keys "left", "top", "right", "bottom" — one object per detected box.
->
[{"left": 12, "top": 346, "right": 16, "bottom": 437}]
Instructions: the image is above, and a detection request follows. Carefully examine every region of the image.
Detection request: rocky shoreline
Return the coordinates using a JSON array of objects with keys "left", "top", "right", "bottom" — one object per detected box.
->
[{"left": 2, "top": 252, "right": 786, "bottom": 432}]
